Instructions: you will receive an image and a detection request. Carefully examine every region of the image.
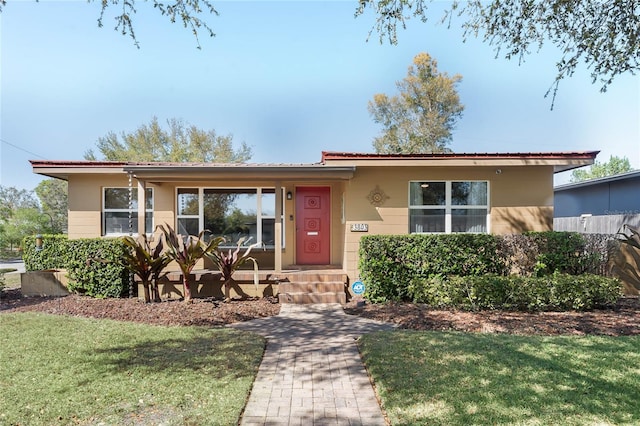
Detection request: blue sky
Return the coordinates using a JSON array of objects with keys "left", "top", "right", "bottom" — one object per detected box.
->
[{"left": 1, "top": 0, "right": 639, "bottom": 191}]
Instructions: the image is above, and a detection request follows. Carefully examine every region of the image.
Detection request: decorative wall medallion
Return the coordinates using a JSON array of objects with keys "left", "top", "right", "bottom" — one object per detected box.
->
[{"left": 367, "top": 185, "right": 390, "bottom": 207}]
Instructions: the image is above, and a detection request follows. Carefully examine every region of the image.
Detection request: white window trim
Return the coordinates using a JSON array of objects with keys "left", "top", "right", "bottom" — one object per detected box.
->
[
  {"left": 176, "top": 187, "right": 285, "bottom": 248},
  {"left": 408, "top": 181, "right": 490, "bottom": 234},
  {"left": 102, "top": 187, "right": 154, "bottom": 236}
]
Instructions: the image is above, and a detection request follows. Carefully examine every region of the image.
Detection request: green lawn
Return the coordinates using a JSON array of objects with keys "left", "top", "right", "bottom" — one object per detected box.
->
[
  {"left": 360, "top": 331, "right": 640, "bottom": 426},
  {"left": 0, "top": 313, "right": 265, "bottom": 425}
]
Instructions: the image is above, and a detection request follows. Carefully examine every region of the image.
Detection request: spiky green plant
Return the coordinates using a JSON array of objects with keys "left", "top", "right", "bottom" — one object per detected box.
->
[
  {"left": 157, "top": 223, "right": 223, "bottom": 303},
  {"left": 612, "top": 224, "right": 640, "bottom": 291},
  {"left": 205, "top": 237, "right": 261, "bottom": 301},
  {"left": 120, "top": 234, "right": 171, "bottom": 302}
]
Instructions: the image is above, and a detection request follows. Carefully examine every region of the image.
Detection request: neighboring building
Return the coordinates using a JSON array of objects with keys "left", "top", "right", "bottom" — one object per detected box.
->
[
  {"left": 554, "top": 170, "right": 640, "bottom": 233},
  {"left": 32, "top": 151, "right": 596, "bottom": 285},
  {"left": 555, "top": 170, "right": 640, "bottom": 217}
]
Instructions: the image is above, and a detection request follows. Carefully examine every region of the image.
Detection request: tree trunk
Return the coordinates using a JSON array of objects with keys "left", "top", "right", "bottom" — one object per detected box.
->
[
  {"left": 142, "top": 281, "right": 151, "bottom": 303},
  {"left": 183, "top": 275, "right": 192, "bottom": 303},
  {"left": 224, "top": 279, "right": 233, "bottom": 302},
  {"left": 151, "top": 282, "right": 161, "bottom": 302}
]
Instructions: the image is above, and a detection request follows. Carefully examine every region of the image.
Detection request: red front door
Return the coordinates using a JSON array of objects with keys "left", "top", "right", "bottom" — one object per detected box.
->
[{"left": 295, "top": 186, "right": 331, "bottom": 265}]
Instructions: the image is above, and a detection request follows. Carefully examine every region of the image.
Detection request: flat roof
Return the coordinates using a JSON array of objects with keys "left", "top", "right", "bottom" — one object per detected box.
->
[
  {"left": 555, "top": 169, "right": 640, "bottom": 191},
  {"left": 30, "top": 150, "right": 600, "bottom": 181},
  {"left": 321, "top": 151, "right": 599, "bottom": 173}
]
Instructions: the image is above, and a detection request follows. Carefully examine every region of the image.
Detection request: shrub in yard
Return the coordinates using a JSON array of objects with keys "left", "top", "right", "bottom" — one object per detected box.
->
[
  {"left": 497, "top": 232, "right": 614, "bottom": 277},
  {"left": 157, "top": 223, "right": 222, "bottom": 303},
  {"left": 0, "top": 272, "right": 5, "bottom": 296},
  {"left": 119, "top": 234, "right": 171, "bottom": 303},
  {"left": 66, "top": 238, "right": 130, "bottom": 298},
  {"left": 519, "top": 232, "right": 611, "bottom": 276},
  {"left": 23, "top": 235, "right": 130, "bottom": 298},
  {"left": 408, "top": 273, "right": 621, "bottom": 311},
  {"left": 22, "top": 234, "right": 69, "bottom": 271},
  {"left": 359, "top": 234, "right": 507, "bottom": 302}
]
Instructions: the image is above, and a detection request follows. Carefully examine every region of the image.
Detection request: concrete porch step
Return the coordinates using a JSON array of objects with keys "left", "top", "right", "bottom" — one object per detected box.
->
[
  {"left": 278, "top": 292, "right": 347, "bottom": 304},
  {"left": 273, "top": 272, "right": 348, "bottom": 283},
  {"left": 278, "top": 281, "right": 345, "bottom": 294}
]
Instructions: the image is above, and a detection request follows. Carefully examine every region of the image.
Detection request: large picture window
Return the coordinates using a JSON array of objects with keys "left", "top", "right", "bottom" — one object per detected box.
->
[
  {"left": 177, "top": 188, "right": 283, "bottom": 248},
  {"left": 103, "top": 187, "right": 153, "bottom": 235},
  {"left": 409, "top": 181, "right": 488, "bottom": 233}
]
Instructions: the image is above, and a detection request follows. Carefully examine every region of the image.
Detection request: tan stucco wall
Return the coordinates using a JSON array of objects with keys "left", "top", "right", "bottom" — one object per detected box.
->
[
  {"left": 67, "top": 175, "right": 165, "bottom": 239},
  {"left": 340, "top": 165, "right": 555, "bottom": 282},
  {"left": 66, "top": 166, "right": 555, "bottom": 284},
  {"left": 67, "top": 174, "right": 118, "bottom": 238}
]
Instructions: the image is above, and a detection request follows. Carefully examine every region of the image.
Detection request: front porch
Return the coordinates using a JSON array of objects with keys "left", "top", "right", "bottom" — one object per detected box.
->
[{"left": 146, "top": 266, "right": 349, "bottom": 304}]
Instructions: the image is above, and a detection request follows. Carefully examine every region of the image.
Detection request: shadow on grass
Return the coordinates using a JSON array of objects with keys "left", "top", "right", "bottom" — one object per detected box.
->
[
  {"left": 88, "top": 328, "right": 265, "bottom": 380},
  {"left": 361, "top": 331, "right": 640, "bottom": 425}
]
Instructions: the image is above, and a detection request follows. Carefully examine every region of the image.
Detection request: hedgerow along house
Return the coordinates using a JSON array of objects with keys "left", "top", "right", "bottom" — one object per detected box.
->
[{"left": 31, "top": 151, "right": 598, "bottom": 302}]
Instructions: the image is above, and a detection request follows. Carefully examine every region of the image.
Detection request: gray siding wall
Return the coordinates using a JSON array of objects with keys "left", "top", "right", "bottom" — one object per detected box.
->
[{"left": 554, "top": 176, "right": 640, "bottom": 218}]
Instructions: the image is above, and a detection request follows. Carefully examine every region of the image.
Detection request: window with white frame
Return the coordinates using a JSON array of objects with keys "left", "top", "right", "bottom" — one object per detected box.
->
[
  {"left": 103, "top": 187, "right": 153, "bottom": 235},
  {"left": 177, "top": 187, "right": 283, "bottom": 247},
  {"left": 409, "top": 181, "right": 488, "bottom": 233}
]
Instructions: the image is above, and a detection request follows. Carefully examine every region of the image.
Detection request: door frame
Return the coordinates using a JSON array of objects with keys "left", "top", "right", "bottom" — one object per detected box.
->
[{"left": 295, "top": 185, "right": 331, "bottom": 265}]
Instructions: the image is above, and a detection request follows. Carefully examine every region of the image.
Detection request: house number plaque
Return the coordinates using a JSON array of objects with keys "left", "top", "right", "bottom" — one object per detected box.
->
[{"left": 350, "top": 223, "right": 369, "bottom": 232}]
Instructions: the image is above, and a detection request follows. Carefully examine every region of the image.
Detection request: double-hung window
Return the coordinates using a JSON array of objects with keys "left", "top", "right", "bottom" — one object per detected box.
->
[
  {"left": 409, "top": 181, "right": 488, "bottom": 233},
  {"left": 103, "top": 187, "right": 153, "bottom": 235},
  {"left": 177, "top": 188, "right": 283, "bottom": 247}
]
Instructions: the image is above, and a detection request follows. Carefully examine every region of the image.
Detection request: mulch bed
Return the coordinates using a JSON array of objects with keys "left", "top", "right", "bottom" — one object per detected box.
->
[
  {"left": 344, "top": 297, "right": 640, "bottom": 336},
  {"left": 2, "top": 288, "right": 640, "bottom": 336}
]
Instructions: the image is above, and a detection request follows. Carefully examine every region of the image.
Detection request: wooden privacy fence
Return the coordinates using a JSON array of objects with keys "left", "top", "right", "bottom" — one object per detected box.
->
[{"left": 554, "top": 214, "right": 640, "bottom": 234}]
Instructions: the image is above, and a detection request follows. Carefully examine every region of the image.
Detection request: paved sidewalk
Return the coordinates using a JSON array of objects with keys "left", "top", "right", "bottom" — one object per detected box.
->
[{"left": 229, "top": 303, "right": 395, "bottom": 426}]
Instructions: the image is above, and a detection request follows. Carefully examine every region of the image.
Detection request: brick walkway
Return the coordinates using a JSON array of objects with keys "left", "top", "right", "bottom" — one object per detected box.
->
[{"left": 229, "top": 304, "right": 395, "bottom": 426}]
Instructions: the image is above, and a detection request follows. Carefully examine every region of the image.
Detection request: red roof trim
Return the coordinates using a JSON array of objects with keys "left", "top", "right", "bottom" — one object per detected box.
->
[
  {"left": 30, "top": 150, "right": 600, "bottom": 169},
  {"left": 30, "top": 160, "right": 130, "bottom": 167},
  {"left": 29, "top": 160, "right": 316, "bottom": 168},
  {"left": 321, "top": 151, "right": 600, "bottom": 162}
]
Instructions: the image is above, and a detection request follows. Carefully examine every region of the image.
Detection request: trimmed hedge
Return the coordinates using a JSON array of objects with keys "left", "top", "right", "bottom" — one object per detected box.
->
[
  {"left": 407, "top": 273, "right": 621, "bottom": 311},
  {"left": 22, "top": 234, "right": 69, "bottom": 271},
  {"left": 359, "top": 234, "right": 507, "bottom": 303},
  {"left": 22, "top": 235, "right": 130, "bottom": 298},
  {"left": 359, "top": 232, "right": 618, "bottom": 307}
]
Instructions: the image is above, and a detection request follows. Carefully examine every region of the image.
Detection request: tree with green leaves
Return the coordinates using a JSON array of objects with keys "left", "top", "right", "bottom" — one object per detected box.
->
[
  {"left": 0, "top": 0, "right": 216, "bottom": 48},
  {"left": 84, "top": 117, "right": 252, "bottom": 163},
  {"left": 356, "top": 1, "right": 640, "bottom": 104},
  {"left": 570, "top": 155, "right": 634, "bottom": 183},
  {"left": 369, "top": 52, "right": 463, "bottom": 154},
  {"left": 0, "top": 186, "right": 43, "bottom": 252},
  {"left": 0, "top": 186, "right": 38, "bottom": 218},
  {"left": 2, "top": 208, "right": 52, "bottom": 251},
  {"left": 34, "top": 179, "right": 68, "bottom": 234}
]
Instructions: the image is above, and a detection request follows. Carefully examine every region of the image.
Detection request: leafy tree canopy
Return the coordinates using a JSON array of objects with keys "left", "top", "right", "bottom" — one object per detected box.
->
[
  {"left": 84, "top": 117, "right": 252, "bottom": 163},
  {"left": 356, "top": 1, "right": 640, "bottom": 103},
  {"left": 369, "top": 52, "right": 463, "bottom": 154},
  {"left": 0, "top": 186, "right": 38, "bottom": 219},
  {"left": 570, "top": 155, "right": 635, "bottom": 183},
  {"left": 0, "top": 0, "right": 217, "bottom": 48},
  {"left": 2, "top": 207, "right": 52, "bottom": 250},
  {"left": 34, "top": 179, "right": 68, "bottom": 234}
]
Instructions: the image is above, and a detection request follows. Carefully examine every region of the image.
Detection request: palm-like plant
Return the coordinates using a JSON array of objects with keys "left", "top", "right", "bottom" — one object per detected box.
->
[
  {"left": 612, "top": 224, "right": 640, "bottom": 291},
  {"left": 157, "top": 223, "right": 223, "bottom": 303},
  {"left": 205, "top": 237, "right": 261, "bottom": 301},
  {"left": 121, "top": 234, "right": 171, "bottom": 303}
]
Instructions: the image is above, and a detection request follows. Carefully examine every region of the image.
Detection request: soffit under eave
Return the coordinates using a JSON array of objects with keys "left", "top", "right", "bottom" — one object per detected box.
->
[
  {"left": 127, "top": 169, "right": 356, "bottom": 183},
  {"left": 32, "top": 166, "right": 128, "bottom": 178}
]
